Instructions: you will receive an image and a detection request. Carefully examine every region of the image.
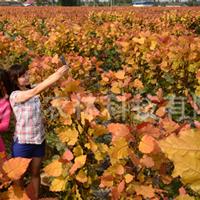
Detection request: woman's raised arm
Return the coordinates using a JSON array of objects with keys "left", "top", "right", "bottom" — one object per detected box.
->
[{"left": 14, "top": 65, "right": 68, "bottom": 104}]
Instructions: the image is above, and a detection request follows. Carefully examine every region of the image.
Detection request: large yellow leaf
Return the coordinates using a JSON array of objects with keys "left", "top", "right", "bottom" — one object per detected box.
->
[
  {"left": 3, "top": 158, "right": 31, "bottom": 180},
  {"left": 57, "top": 127, "right": 78, "bottom": 146},
  {"left": 43, "top": 159, "right": 63, "bottom": 177},
  {"left": 76, "top": 169, "right": 88, "bottom": 183},
  {"left": 108, "top": 138, "right": 129, "bottom": 164},
  {"left": 159, "top": 129, "right": 200, "bottom": 193},
  {"left": 50, "top": 177, "right": 66, "bottom": 192}
]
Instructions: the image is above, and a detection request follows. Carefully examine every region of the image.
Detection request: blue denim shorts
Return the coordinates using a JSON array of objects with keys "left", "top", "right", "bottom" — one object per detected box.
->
[{"left": 12, "top": 139, "right": 45, "bottom": 158}]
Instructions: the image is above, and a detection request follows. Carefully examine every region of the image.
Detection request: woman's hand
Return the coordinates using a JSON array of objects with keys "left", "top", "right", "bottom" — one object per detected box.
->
[{"left": 55, "top": 65, "right": 68, "bottom": 76}]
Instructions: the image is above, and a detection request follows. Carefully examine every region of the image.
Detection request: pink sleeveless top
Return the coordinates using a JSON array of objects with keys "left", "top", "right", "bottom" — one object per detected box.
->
[{"left": 0, "top": 98, "right": 11, "bottom": 153}]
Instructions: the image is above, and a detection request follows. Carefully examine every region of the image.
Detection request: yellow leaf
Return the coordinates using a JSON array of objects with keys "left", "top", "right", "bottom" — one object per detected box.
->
[
  {"left": 133, "top": 37, "right": 145, "bottom": 45},
  {"left": 93, "top": 125, "right": 108, "bottom": 136},
  {"left": 57, "top": 127, "right": 78, "bottom": 146},
  {"left": 99, "top": 108, "right": 111, "bottom": 121},
  {"left": 62, "top": 79, "right": 80, "bottom": 93},
  {"left": 111, "top": 85, "right": 121, "bottom": 94},
  {"left": 94, "top": 143, "right": 108, "bottom": 161},
  {"left": 114, "top": 70, "right": 125, "bottom": 80},
  {"left": 50, "top": 177, "right": 66, "bottom": 192},
  {"left": 73, "top": 145, "right": 83, "bottom": 157},
  {"left": 76, "top": 169, "right": 88, "bottom": 183},
  {"left": 75, "top": 185, "right": 83, "bottom": 200},
  {"left": 107, "top": 163, "right": 125, "bottom": 175},
  {"left": 159, "top": 129, "right": 200, "bottom": 193},
  {"left": 109, "top": 138, "right": 129, "bottom": 164},
  {"left": 175, "top": 194, "right": 195, "bottom": 200},
  {"left": 44, "top": 159, "right": 63, "bottom": 177},
  {"left": 125, "top": 174, "right": 134, "bottom": 183},
  {"left": 150, "top": 40, "right": 157, "bottom": 50},
  {"left": 81, "top": 112, "right": 94, "bottom": 123},
  {"left": 84, "top": 139, "right": 98, "bottom": 153},
  {"left": 132, "top": 79, "right": 144, "bottom": 89}
]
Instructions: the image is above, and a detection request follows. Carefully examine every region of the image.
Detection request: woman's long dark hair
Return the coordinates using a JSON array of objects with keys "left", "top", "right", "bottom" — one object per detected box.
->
[
  {"left": 0, "top": 68, "right": 12, "bottom": 98},
  {"left": 9, "top": 64, "right": 28, "bottom": 92}
]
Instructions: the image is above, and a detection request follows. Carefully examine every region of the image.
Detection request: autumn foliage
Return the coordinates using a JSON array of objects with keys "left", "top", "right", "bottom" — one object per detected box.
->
[{"left": 1, "top": 6, "right": 200, "bottom": 200}]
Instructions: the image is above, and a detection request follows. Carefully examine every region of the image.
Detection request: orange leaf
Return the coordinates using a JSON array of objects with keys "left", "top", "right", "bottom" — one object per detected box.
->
[
  {"left": 62, "top": 101, "right": 76, "bottom": 115},
  {"left": 140, "top": 155, "right": 154, "bottom": 168},
  {"left": 179, "top": 187, "right": 187, "bottom": 195},
  {"left": 69, "top": 155, "right": 86, "bottom": 175},
  {"left": 108, "top": 123, "right": 130, "bottom": 142},
  {"left": 132, "top": 79, "right": 144, "bottom": 89},
  {"left": 51, "top": 54, "right": 60, "bottom": 64},
  {"left": 7, "top": 185, "right": 30, "bottom": 200},
  {"left": 128, "top": 149, "right": 140, "bottom": 165},
  {"left": 100, "top": 174, "right": 113, "bottom": 188},
  {"left": 155, "top": 106, "right": 166, "bottom": 118},
  {"left": 139, "top": 135, "right": 159, "bottom": 154},
  {"left": 62, "top": 149, "right": 74, "bottom": 162},
  {"left": 147, "top": 94, "right": 160, "bottom": 104},
  {"left": 111, "top": 180, "right": 125, "bottom": 200},
  {"left": 3, "top": 158, "right": 31, "bottom": 180},
  {"left": 114, "top": 70, "right": 125, "bottom": 80},
  {"left": 81, "top": 96, "right": 96, "bottom": 105},
  {"left": 161, "top": 117, "right": 180, "bottom": 134},
  {"left": 115, "top": 164, "right": 125, "bottom": 175},
  {"left": 187, "top": 94, "right": 200, "bottom": 114},
  {"left": 137, "top": 123, "right": 161, "bottom": 139},
  {"left": 118, "top": 180, "right": 125, "bottom": 193},
  {"left": 43, "top": 159, "right": 63, "bottom": 177},
  {"left": 134, "top": 185, "right": 155, "bottom": 199}
]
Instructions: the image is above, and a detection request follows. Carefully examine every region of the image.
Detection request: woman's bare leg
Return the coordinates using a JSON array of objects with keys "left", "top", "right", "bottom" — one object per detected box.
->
[{"left": 30, "top": 157, "right": 42, "bottom": 199}]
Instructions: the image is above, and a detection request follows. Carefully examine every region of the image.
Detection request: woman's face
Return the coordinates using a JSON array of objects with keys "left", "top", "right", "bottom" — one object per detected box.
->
[{"left": 18, "top": 71, "right": 30, "bottom": 87}]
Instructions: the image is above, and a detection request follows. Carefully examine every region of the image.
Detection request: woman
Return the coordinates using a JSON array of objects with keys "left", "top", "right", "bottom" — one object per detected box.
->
[
  {"left": 9, "top": 64, "right": 68, "bottom": 199},
  {"left": 0, "top": 69, "right": 11, "bottom": 161}
]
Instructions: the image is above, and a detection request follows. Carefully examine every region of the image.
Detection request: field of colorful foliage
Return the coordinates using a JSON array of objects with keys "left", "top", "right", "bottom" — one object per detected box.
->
[{"left": 1, "top": 6, "right": 200, "bottom": 200}]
